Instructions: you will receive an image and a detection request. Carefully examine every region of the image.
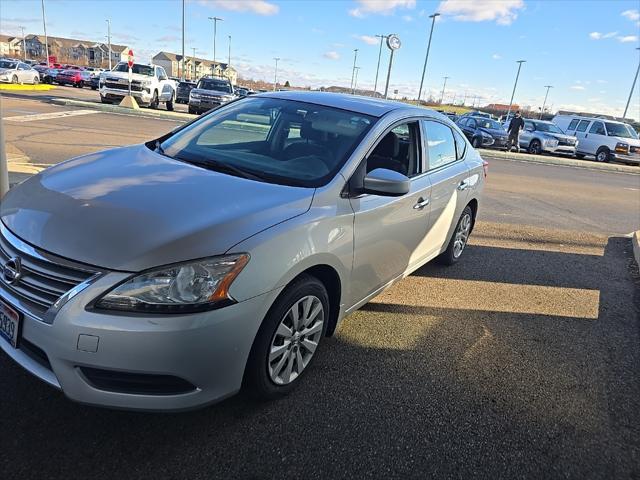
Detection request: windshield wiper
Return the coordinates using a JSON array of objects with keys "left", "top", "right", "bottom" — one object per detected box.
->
[
  {"left": 154, "top": 140, "right": 165, "bottom": 155},
  {"left": 179, "top": 156, "right": 267, "bottom": 182}
]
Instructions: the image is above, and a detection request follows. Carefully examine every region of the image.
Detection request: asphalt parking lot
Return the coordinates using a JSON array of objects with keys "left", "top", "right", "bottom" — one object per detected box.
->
[{"left": 1, "top": 92, "right": 639, "bottom": 479}]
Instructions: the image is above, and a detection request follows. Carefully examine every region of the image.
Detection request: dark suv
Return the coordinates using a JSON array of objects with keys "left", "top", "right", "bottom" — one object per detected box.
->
[
  {"left": 176, "top": 80, "right": 196, "bottom": 104},
  {"left": 188, "top": 77, "right": 235, "bottom": 114},
  {"left": 456, "top": 116, "right": 509, "bottom": 149}
]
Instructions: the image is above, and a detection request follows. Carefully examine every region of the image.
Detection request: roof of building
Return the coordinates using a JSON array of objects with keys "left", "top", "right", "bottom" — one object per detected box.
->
[
  {"left": 254, "top": 91, "right": 441, "bottom": 118},
  {"left": 152, "top": 51, "right": 235, "bottom": 71},
  {"left": 24, "top": 34, "right": 126, "bottom": 52},
  {"left": 0, "top": 34, "right": 17, "bottom": 43}
]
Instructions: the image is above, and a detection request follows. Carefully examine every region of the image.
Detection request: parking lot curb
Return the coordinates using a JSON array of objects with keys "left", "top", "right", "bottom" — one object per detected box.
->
[
  {"left": 479, "top": 149, "right": 639, "bottom": 174},
  {"left": 49, "top": 97, "right": 192, "bottom": 121},
  {"left": 633, "top": 231, "right": 640, "bottom": 267}
]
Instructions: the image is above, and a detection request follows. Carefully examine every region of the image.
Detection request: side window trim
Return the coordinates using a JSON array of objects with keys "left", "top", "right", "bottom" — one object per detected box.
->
[
  {"left": 421, "top": 119, "right": 462, "bottom": 172},
  {"left": 366, "top": 118, "right": 425, "bottom": 178}
]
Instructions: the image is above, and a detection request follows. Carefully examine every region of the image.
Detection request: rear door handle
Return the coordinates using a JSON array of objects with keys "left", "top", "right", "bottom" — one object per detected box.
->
[
  {"left": 413, "top": 197, "right": 430, "bottom": 210},
  {"left": 457, "top": 181, "right": 469, "bottom": 191}
]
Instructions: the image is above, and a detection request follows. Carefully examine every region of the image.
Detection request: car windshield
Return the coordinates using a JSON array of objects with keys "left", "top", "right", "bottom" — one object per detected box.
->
[
  {"left": 534, "top": 122, "right": 563, "bottom": 134},
  {"left": 197, "top": 78, "right": 232, "bottom": 93},
  {"left": 0, "top": 60, "right": 17, "bottom": 69},
  {"left": 159, "top": 97, "right": 375, "bottom": 187},
  {"left": 476, "top": 119, "right": 503, "bottom": 130},
  {"left": 113, "top": 63, "right": 154, "bottom": 76},
  {"left": 605, "top": 122, "right": 638, "bottom": 139}
]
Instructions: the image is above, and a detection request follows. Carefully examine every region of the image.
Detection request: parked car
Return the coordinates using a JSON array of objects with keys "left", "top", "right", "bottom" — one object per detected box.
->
[
  {"left": 55, "top": 69, "right": 87, "bottom": 87},
  {"left": 519, "top": 119, "right": 578, "bottom": 155},
  {"left": 235, "top": 87, "right": 249, "bottom": 97},
  {"left": 89, "top": 73, "right": 100, "bottom": 90},
  {"left": 176, "top": 80, "right": 196, "bottom": 104},
  {"left": 188, "top": 76, "right": 236, "bottom": 114},
  {"left": 457, "top": 115, "right": 509, "bottom": 149},
  {"left": 461, "top": 110, "right": 493, "bottom": 119},
  {"left": 99, "top": 62, "right": 176, "bottom": 110},
  {"left": 41, "top": 68, "right": 61, "bottom": 84},
  {"left": 0, "top": 59, "right": 40, "bottom": 84},
  {"left": 0, "top": 91, "right": 484, "bottom": 410},
  {"left": 553, "top": 114, "right": 640, "bottom": 164}
]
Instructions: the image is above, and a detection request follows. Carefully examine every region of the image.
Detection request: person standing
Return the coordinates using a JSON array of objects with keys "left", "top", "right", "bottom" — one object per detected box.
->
[{"left": 507, "top": 111, "right": 525, "bottom": 152}]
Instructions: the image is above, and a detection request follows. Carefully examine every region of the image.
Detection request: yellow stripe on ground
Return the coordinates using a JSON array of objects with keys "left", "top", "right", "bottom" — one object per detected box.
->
[{"left": 0, "top": 84, "right": 55, "bottom": 91}]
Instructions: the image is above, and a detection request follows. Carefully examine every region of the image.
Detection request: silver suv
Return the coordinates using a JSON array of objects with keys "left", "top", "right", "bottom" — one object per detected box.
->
[
  {"left": 519, "top": 119, "right": 578, "bottom": 155},
  {"left": 0, "top": 92, "right": 484, "bottom": 410}
]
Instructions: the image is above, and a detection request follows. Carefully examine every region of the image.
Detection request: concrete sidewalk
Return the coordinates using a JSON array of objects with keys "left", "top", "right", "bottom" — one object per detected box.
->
[
  {"left": 480, "top": 148, "right": 640, "bottom": 174},
  {"left": 49, "top": 97, "right": 192, "bottom": 122}
]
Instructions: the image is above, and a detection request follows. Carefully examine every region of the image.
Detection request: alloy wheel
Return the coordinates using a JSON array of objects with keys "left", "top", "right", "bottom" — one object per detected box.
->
[
  {"left": 453, "top": 213, "right": 472, "bottom": 258},
  {"left": 268, "top": 295, "right": 324, "bottom": 385}
]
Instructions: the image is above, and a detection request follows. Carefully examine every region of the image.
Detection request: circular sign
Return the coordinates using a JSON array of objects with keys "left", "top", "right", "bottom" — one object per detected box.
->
[
  {"left": 127, "top": 49, "right": 134, "bottom": 68},
  {"left": 386, "top": 34, "right": 401, "bottom": 50}
]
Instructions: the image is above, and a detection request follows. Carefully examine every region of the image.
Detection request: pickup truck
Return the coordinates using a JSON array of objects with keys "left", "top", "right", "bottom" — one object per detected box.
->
[
  {"left": 188, "top": 76, "right": 236, "bottom": 114},
  {"left": 99, "top": 62, "right": 177, "bottom": 110}
]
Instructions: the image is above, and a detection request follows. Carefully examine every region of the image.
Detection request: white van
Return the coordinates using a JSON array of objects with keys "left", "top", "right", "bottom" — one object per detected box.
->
[{"left": 553, "top": 114, "right": 640, "bottom": 164}]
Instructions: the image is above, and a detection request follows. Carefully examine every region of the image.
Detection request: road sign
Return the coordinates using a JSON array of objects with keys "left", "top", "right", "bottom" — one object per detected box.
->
[{"left": 127, "top": 49, "right": 134, "bottom": 68}]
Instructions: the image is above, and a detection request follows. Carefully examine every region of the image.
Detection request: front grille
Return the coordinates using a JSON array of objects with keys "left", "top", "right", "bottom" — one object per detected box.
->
[
  {"left": 0, "top": 226, "right": 98, "bottom": 320},
  {"left": 80, "top": 367, "right": 197, "bottom": 395},
  {"left": 557, "top": 138, "right": 574, "bottom": 146},
  {"left": 104, "top": 81, "right": 142, "bottom": 92}
]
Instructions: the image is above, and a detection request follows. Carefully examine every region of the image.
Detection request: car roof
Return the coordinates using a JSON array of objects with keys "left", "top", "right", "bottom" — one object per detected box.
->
[{"left": 253, "top": 90, "right": 435, "bottom": 118}]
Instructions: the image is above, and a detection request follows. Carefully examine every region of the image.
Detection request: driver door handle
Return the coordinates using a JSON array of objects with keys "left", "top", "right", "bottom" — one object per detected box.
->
[
  {"left": 457, "top": 181, "right": 469, "bottom": 191},
  {"left": 413, "top": 197, "right": 430, "bottom": 210}
]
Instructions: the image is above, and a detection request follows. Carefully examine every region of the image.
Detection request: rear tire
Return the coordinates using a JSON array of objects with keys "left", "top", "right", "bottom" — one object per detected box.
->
[
  {"left": 33, "top": 76, "right": 39, "bottom": 85},
  {"left": 595, "top": 147, "right": 610, "bottom": 163},
  {"left": 244, "top": 274, "right": 329, "bottom": 400},
  {"left": 166, "top": 93, "right": 174, "bottom": 111},
  {"left": 437, "top": 206, "right": 474, "bottom": 266}
]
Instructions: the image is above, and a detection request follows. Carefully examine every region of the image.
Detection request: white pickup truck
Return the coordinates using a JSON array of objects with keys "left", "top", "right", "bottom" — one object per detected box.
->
[{"left": 99, "top": 62, "right": 177, "bottom": 110}]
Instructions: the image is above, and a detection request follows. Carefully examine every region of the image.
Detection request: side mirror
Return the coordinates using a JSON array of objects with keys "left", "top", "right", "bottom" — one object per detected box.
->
[{"left": 362, "top": 168, "right": 410, "bottom": 197}]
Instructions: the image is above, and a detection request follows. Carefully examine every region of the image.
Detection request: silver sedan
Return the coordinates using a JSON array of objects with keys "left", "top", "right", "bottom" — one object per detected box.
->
[
  {"left": 0, "top": 91, "right": 485, "bottom": 410},
  {"left": 0, "top": 59, "right": 40, "bottom": 84}
]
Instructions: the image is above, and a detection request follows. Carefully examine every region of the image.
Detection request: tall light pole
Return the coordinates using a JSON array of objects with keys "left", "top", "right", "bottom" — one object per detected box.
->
[
  {"left": 622, "top": 47, "right": 640, "bottom": 119},
  {"left": 208, "top": 16, "right": 223, "bottom": 65},
  {"left": 19, "top": 26, "right": 26, "bottom": 61},
  {"left": 273, "top": 57, "right": 280, "bottom": 91},
  {"left": 191, "top": 47, "right": 197, "bottom": 80},
  {"left": 505, "top": 60, "right": 526, "bottom": 120},
  {"left": 41, "top": 0, "right": 49, "bottom": 67},
  {"left": 383, "top": 34, "right": 401, "bottom": 99},
  {"left": 350, "top": 48, "right": 358, "bottom": 93},
  {"left": 373, "top": 35, "right": 387, "bottom": 96},
  {"left": 181, "top": 0, "right": 185, "bottom": 80},
  {"left": 353, "top": 66, "right": 361, "bottom": 93},
  {"left": 540, "top": 85, "right": 553, "bottom": 119},
  {"left": 417, "top": 12, "right": 439, "bottom": 103},
  {"left": 227, "top": 35, "right": 231, "bottom": 66},
  {"left": 439, "top": 76, "right": 449, "bottom": 104},
  {"left": 106, "top": 19, "right": 112, "bottom": 70}
]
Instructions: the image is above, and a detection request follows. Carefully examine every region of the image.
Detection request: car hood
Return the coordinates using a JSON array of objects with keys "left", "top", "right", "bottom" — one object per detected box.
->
[
  {"left": 545, "top": 133, "right": 576, "bottom": 141},
  {"left": 0, "top": 68, "right": 16, "bottom": 75},
  {"left": 104, "top": 71, "right": 153, "bottom": 82},
  {"left": 0, "top": 145, "right": 314, "bottom": 272}
]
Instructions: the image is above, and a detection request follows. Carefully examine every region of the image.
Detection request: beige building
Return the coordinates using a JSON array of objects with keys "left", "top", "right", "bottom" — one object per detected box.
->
[
  {"left": 152, "top": 51, "right": 237, "bottom": 85},
  {"left": 0, "top": 34, "right": 23, "bottom": 57}
]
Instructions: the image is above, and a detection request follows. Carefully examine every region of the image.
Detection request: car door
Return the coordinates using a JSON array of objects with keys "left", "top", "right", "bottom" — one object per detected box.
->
[
  {"left": 16, "top": 63, "right": 28, "bottom": 82},
  {"left": 572, "top": 120, "right": 592, "bottom": 153},
  {"left": 420, "top": 119, "right": 471, "bottom": 260},
  {"left": 348, "top": 120, "right": 433, "bottom": 306},
  {"left": 520, "top": 120, "right": 535, "bottom": 147},
  {"left": 582, "top": 120, "right": 606, "bottom": 155}
]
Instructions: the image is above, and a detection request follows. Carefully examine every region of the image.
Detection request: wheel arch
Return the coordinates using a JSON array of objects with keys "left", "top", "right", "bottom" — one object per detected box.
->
[{"left": 466, "top": 198, "right": 479, "bottom": 233}]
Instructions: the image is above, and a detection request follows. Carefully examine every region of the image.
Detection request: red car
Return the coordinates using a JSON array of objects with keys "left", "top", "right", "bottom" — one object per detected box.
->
[{"left": 55, "top": 69, "right": 91, "bottom": 88}]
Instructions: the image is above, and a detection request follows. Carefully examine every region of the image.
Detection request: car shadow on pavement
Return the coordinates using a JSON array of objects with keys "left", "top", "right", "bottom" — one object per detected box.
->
[{"left": 1, "top": 236, "right": 639, "bottom": 480}]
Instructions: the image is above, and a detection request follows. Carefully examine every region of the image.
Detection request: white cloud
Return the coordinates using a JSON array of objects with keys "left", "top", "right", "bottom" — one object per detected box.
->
[
  {"left": 437, "top": 0, "right": 524, "bottom": 25},
  {"left": 349, "top": 0, "right": 416, "bottom": 18},
  {"left": 621, "top": 9, "right": 640, "bottom": 21},
  {"left": 323, "top": 51, "right": 340, "bottom": 60},
  {"left": 603, "top": 31, "right": 618, "bottom": 38},
  {"left": 199, "top": 0, "right": 279, "bottom": 15},
  {"left": 617, "top": 35, "right": 639, "bottom": 43},
  {"left": 402, "top": 15, "right": 414, "bottom": 22},
  {"left": 492, "top": 53, "right": 502, "bottom": 60},
  {"left": 353, "top": 34, "right": 379, "bottom": 45},
  {"left": 589, "top": 31, "right": 619, "bottom": 40},
  {"left": 570, "top": 85, "right": 586, "bottom": 91}
]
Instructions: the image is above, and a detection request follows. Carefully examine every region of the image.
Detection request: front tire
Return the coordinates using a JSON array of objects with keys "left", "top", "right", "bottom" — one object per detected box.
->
[
  {"left": 437, "top": 205, "right": 474, "bottom": 266},
  {"left": 149, "top": 90, "right": 159, "bottom": 109},
  {"left": 472, "top": 137, "right": 481, "bottom": 149},
  {"left": 11, "top": 75, "right": 18, "bottom": 84},
  {"left": 244, "top": 274, "right": 329, "bottom": 400},
  {"left": 595, "top": 147, "right": 609, "bottom": 163},
  {"left": 528, "top": 139, "right": 541, "bottom": 155}
]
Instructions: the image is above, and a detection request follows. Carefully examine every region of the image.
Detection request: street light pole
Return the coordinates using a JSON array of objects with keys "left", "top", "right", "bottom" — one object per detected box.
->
[
  {"left": 273, "top": 57, "right": 280, "bottom": 91},
  {"left": 417, "top": 12, "right": 440, "bottom": 103},
  {"left": 228, "top": 35, "right": 231, "bottom": 67},
  {"left": 353, "top": 66, "right": 361, "bottom": 93},
  {"left": 540, "top": 85, "right": 553, "bottom": 119},
  {"left": 622, "top": 47, "right": 640, "bottom": 119},
  {"left": 373, "top": 35, "right": 387, "bottom": 96},
  {"left": 192, "top": 47, "right": 197, "bottom": 80},
  {"left": 181, "top": 0, "right": 185, "bottom": 80},
  {"left": 19, "top": 26, "right": 26, "bottom": 61},
  {"left": 41, "top": 0, "right": 49, "bottom": 67},
  {"left": 439, "top": 76, "right": 449, "bottom": 104},
  {"left": 350, "top": 48, "right": 358, "bottom": 94},
  {"left": 383, "top": 34, "right": 401, "bottom": 99},
  {"left": 106, "top": 19, "right": 112, "bottom": 70},
  {"left": 505, "top": 60, "right": 526, "bottom": 121},
  {"left": 208, "top": 16, "right": 223, "bottom": 65}
]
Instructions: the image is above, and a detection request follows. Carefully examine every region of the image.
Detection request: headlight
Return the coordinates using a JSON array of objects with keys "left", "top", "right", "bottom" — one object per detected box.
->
[
  {"left": 190, "top": 92, "right": 200, "bottom": 99},
  {"left": 615, "top": 142, "right": 629, "bottom": 154},
  {"left": 141, "top": 79, "right": 153, "bottom": 87},
  {"left": 0, "top": 75, "right": 8, "bottom": 80},
  {"left": 480, "top": 131, "right": 492, "bottom": 138},
  {"left": 94, "top": 254, "right": 249, "bottom": 313}
]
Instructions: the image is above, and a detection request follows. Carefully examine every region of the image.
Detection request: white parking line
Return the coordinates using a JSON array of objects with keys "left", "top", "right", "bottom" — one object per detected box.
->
[{"left": 3, "top": 109, "right": 102, "bottom": 122}]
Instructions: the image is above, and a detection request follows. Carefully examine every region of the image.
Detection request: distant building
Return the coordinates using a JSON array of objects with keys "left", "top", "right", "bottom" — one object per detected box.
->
[
  {"left": 485, "top": 103, "right": 520, "bottom": 112},
  {"left": 153, "top": 51, "right": 237, "bottom": 85},
  {"left": 0, "top": 34, "right": 23, "bottom": 57}
]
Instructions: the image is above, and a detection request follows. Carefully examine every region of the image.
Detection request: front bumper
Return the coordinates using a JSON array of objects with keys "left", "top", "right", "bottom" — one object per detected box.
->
[
  {"left": 611, "top": 152, "right": 640, "bottom": 165},
  {"left": 0, "top": 272, "right": 281, "bottom": 411},
  {"left": 189, "top": 98, "right": 226, "bottom": 113},
  {"left": 100, "top": 87, "right": 153, "bottom": 104},
  {"left": 544, "top": 144, "right": 576, "bottom": 155}
]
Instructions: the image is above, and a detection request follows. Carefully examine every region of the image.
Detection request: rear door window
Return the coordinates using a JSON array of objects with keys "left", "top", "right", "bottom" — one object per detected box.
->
[
  {"left": 422, "top": 120, "right": 457, "bottom": 170},
  {"left": 588, "top": 121, "right": 606, "bottom": 135},
  {"left": 576, "top": 120, "right": 590, "bottom": 133},
  {"left": 567, "top": 119, "right": 579, "bottom": 131}
]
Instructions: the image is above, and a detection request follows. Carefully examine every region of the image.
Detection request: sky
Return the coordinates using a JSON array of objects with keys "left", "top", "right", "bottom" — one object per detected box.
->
[{"left": 1, "top": 0, "right": 639, "bottom": 119}]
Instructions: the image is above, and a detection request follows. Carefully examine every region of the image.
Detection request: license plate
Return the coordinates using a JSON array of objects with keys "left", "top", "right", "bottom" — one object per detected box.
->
[{"left": 0, "top": 299, "right": 21, "bottom": 348}]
